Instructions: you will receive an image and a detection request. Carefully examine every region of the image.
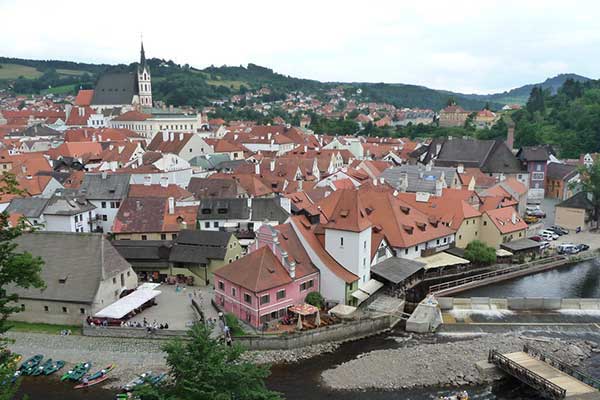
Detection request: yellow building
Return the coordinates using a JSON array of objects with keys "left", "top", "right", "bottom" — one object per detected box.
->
[
  {"left": 480, "top": 207, "right": 528, "bottom": 249},
  {"left": 554, "top": 192, "right": 595, "bottom": 231}
]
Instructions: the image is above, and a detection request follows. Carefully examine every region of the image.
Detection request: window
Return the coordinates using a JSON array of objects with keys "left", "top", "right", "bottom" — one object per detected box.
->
[
  {"left": 62, "top": 307, "right": 68, "bottom": 313},
  {"left": 436, "top": 239, "right": 440, "bottom": 245},
  {"left": 260, "top": 294, "right": 270, "bottom": 305},
  {"left": 102, "top": 215, "right": 107, "bottom": 221},
  {"left": 536, "top": 164, "right": 542, "bottom": 171},
  {"left": 44, "top": 306, "right": 49, "bottom": 312},
  {"left": 443, "top": 238, "right": 447, "bottom": 244},
  {"left": 120, "top": 273, "right": 125, "bottom": 287},
  {"left": 300, "top": 282, "right": 307, "bottom": 291},
  {"left": 218, "top": 281, "right": 224, "bottom": 290},
  {"left": 308, "top": 280, "right": 314, "bottom": 288},
  {"left": 245, "top": 311, "right": 251, "bottom": 322},
  {"left": 213, "top": 222, "right": 219, "bottom": 228},
  {"left": 483, "top": 221, "right": 487, "bottom": 226},
  {"left": 363, "top": 241, "right": 366, "bottom": 249},
  {"left": 244, "top": 293, "right": 252, "bottom": 304},
  {"left": 127, "top": 271, "right": 130, "bottom": 277},
  {"left": 20, "top": 304, "right": 25, "bottom": 311},
  {"left": 340, "top": 237, "right": 344, "bottom": 246},
  {"left": 141, "top": 235, "right": 148, "bottom": 241},
  {"left": 404, "top": 248, "right": 408, "bottom": 255},
  {"left": 232, "top": 287, "right": 237, "bottom": 297},
  {"left": 112, "top": 277, "right": 117, "bottom": 284},
  {"left": 74, "top": 215, "right": 78, "bottom": 223},
  {"left": 459, "top": 235, "right": 462, "bottom": 240},
  {"left": 363, "top": 258, "right": 366, "bottom": 266},
  {"left": 101, "top": 201, "right": 106, "bottom": 208},
  {"left": 172, "top": 234, "right": 177, "bottom": 239},
  {"left": 276, "top": 289, "right": 286, "bottom": 300},
  {"left": 161, "top": 234, "right": 166, "bottom": 240},
  {"left": 205, "top": 222, "right": 210, "bottom": 228},
  {"left": 415, "top": 246, "right": 418, "bottom": 251}
]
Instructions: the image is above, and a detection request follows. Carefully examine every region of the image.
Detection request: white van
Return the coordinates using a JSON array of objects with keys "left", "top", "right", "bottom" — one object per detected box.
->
[{"left": 557, "top": 243, "right": 578, "bottom": 254}]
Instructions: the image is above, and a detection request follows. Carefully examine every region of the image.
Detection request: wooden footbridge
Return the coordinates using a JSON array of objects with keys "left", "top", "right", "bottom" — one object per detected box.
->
[{"left": 489, "top": 345, "right": 600, "bottom": 399}]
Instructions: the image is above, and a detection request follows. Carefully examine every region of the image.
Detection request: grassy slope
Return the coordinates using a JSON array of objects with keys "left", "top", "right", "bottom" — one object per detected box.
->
[
  {"left": 0, "top": 63, "right": 42, "bottom": 79},
  {"left": 9, "top": 321, "right": 81, "bottom": 335}
]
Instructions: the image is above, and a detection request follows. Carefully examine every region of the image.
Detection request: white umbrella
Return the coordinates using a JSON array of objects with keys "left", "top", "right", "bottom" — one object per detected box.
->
[
  {"left": 315, "top": 310, "right": 321, "bottom": 326},
  {"left": 296, "top": 314, "right": 302, "bottom": 330}
]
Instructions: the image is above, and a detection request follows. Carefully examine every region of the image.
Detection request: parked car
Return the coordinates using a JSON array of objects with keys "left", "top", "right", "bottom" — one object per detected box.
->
[
  {"left": 539, "top": 230, "right": 559, "bottom": 240},
  {"left": 550, "top": 226, "right": 569, "bottom": 235},
  {"left": 527, "top": 209, "right": 546, "bottom": 218},
  {"left": 524, "top": 215, "right": 540, "bottom": 224},
  {"left": 540, "top": 241, "right": 551, "bottom": 250},
  {"left": 557, "top": 243, "right": 578, "bottom": 254},
  {"left": 529, "top": 235, "right": 543, "bottom": 242},
  {"left": 576, "top": 243, "right": 590, "bottom": 252}
]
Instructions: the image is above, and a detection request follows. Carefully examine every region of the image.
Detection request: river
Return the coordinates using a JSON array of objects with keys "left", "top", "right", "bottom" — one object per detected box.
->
[{"left": 14, "top": 258, "right": 600, "bottom": 400}]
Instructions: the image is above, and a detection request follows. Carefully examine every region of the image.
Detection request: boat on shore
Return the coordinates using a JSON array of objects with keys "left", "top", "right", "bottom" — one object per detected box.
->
[
  {"left": 122, "top": 371, "right": 152, "bottom": 392},
  {"left": 74, "top": 364, "right": 115, "bottom": 389},
  {"left": 19, "top": 355, "right": 43, "bottom": 373},
  {"left": 31, "top": 358, "right": 53, "bottom": 376},
  {"left": 61, "top": 362, "right": 91, "bottom": 382},
  {"left": 440, "top": 391, "right": 469, "bottom": 400},
  {"left": 43, "top": 360, "right": 65, "bottom": 376}
]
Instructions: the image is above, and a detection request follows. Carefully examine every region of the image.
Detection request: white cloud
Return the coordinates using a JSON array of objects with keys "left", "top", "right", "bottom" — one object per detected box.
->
[{"left": 0, "top": 0, "right": 598, "bottom": 93}]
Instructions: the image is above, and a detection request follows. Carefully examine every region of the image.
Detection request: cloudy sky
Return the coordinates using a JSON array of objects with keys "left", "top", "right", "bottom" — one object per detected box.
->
[{"left": 1, "top": 0, "right": 599, "bottom": 93}]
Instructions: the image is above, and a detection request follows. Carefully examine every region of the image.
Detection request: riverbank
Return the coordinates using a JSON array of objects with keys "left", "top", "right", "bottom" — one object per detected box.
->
[
  {"left": 321, "top": 332, "right": 596, "bottom": 390},
  {"left": 6, "top": 331, "right": 340, "bottom": 388}
]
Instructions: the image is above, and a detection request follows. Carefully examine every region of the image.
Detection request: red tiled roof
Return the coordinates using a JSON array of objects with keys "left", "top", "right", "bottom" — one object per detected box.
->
[
  {"left": 214, "top": 246, "right": 293, "bottom": 292},
  {"left": 484, "top": 207, "right": 527, "bottom": 234},
  {"left": 128, "top": 184, "right": 193, "bottom": 200},
  {"left": 147, "top": 132, "right": 193, "bottom": 154},
  {"left": 74, "top": 90, "right": 94, "bottom": 106},
  {"left": 112, "top": 110, "right": 151, "bottom": 122}
]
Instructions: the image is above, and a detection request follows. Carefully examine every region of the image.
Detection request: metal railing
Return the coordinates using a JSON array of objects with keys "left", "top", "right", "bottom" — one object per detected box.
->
[
  {"left": 429, "top": 256, "right": 566, "bottom": 294},
  {"left": 489, "top": 349, "right": 566, "bottom": 400},
  {"left": 524, "top": 344, "right": 600, "bottom": 390}
]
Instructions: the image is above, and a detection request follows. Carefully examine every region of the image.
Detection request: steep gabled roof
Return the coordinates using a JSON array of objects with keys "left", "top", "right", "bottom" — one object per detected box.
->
[
  {"left": 484, "top": 206, "right": 527, "bottom": 234},
  {"left": 91, "top": 72, "right": 138, "bottom": 105}
]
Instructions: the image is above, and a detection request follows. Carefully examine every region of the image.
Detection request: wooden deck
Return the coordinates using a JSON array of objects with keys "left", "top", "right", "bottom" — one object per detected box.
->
[{"left": 504, "top": 352, "right": 599, "bottom": 399}]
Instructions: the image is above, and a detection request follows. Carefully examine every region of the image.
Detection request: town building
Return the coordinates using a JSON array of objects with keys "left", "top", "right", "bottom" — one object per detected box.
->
[
  {"left": 78, "top": 173, "right": 131, "bottom": 233},
  {"left": 479, "top": 207, "right": 527, "bottom": 248},
  {"left": 8, "top": 232, "right": 137, "bottom": 325}
]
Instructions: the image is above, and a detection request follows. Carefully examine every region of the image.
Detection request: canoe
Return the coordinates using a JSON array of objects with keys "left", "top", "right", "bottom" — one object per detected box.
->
[
  {"left": 74, "top": 373, "right": 109, "bottom": 389},
  {"left": 44, "top": 360, "right": 65, "bottom": 376},
  {"left": 31, "top": 358, "right": 53, "bottom": 376},
  {"left": 148, "top": 372, "right": 166, "bottom": 385},
  {"left": 85, "top": 364, "right": 115, "bottom": 382},
  {"left": 19, "top": 354, "right": 43, "bottom": 371},
  {"left": 62, "top": 362, "right": 91, "bottom": 382},
  {"left": 122, "top": 370, "right": 152, "bottom": 391}
]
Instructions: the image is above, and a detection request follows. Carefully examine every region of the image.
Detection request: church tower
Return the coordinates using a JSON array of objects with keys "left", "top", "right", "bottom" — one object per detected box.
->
[{"left": 137, "top": 41, "right": 153, "bottom": 108}]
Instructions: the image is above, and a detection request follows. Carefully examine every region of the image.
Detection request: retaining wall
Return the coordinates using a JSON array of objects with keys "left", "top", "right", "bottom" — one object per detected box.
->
[
  {"left": 437, "top": 297, "right": 600, "bottom": 311},
  {"left": 234, "top": 315, "right": 394, "bottom": 350},
  {"left": 83, "top": 325, "right": 188, "bottom": 339}
]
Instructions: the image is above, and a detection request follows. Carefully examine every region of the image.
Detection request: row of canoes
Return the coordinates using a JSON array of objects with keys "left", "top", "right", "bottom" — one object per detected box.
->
[
  {"left": 121, "top": 370, "right": 166, "bottom": 392},
  {"left": 16, "top": 355, "right": 116, "bottom": 389},
  {"left": 15, "top": 355, "right": 66, "bottom": 380}
]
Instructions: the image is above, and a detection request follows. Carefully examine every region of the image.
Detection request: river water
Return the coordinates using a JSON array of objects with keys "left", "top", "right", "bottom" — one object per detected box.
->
[{"left": 15, "top": 258, "right": 600, "bottom": 400}]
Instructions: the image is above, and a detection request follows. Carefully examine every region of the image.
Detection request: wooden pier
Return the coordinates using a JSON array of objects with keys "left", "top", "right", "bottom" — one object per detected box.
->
[{"left": 489, "top": 345, "right": 600, "bottom": 399}]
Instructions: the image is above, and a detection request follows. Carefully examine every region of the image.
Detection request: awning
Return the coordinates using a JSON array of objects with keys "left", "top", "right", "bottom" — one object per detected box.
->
[
  {"left": 496, "top": 249, "right": 513, "bottom": 257},
  {"left": 360, "top": 279, "right": 384, "bottom": 295},
  {"left": 138, "top": 282, "right": 161, "bottom": 290},
  {"left": 288, "top": 303, "right": 319, "bottom": 316},
  {"left": 329, "top": 303, "right": 357, "bottom": 318},
  {"left": 415, "top": 252, "right": 470, "bottom": 270},
  {"left": 94, "top": 289, "right": 161, "bottom": 319},
  {"left": 351, "top": 290, "right": 369, "bottom": 303}
]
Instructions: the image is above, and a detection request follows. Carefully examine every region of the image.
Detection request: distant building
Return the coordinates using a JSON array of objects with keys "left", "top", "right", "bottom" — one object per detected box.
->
[{"left": 438, "top": 105, "right": 469, "bottom": 127}]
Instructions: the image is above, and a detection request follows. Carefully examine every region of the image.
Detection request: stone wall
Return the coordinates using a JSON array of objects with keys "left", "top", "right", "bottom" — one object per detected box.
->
[{"left": 234, "top": 315, "right": 393, "bottom": 350}]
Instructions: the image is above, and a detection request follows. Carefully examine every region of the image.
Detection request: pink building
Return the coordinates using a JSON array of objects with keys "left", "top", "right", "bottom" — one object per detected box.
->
[{"left": 213, "top": 224, "right": 319, "bottom": 328}]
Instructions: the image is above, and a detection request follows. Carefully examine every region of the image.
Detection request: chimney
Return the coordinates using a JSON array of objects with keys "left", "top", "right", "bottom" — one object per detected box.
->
[
  {"left": 101, "top": 171, "right": 107, "bottom": 180},
  {"left": 270, "top": 159, "right": 275, "bottom": 172},
  {"left": 506, "top": 125, "right": 515, "bottom": 150},
  {"left": 435, "top": 180, "right": 443, "bottom": 197},
  {"left": 98, "top": 134, "right": 102, "bottom": 142},
  {"left": 379, "top": 177, "right": 385, "bottom": 185},
  {"left": 136, "top": 200, "right": 142, "bottom": 210},
  {"left": 179, "top": 133, "right": 183, "bottom": 141},
  {"left": 21, "top": 164, "right": 26, "bottom": 174},
  {"left": 373, "top": 178, "right": 378, "bottom": 186},
  {"left": 168, "top": 197, "right": 175, "bottom": 214},
  {"left": 109, "top": 144, "right": 114, "bottom": 151},
  {"left": 298, "top": 180, "right": 303, "bottom": 192},
  {"left": 162, "top": 131, "right": 168, "bottom": 141},
  {"left": 169, "top": 132, "right": 174, "bottom": 142},
  {"left": 255, "top": 162, "right": 260, "bottom": 175},
  {"left": 78, "top": 107, "right": 84, "bottom": 117},
  {"left": 267, "top": 133, "right": 272, "bottom": 140},
  {"left": 457, "top": 164, "right": 464, "bottom": 174},
  {"left": 303, "top": 145, "right": 307, "bottom": 153}
]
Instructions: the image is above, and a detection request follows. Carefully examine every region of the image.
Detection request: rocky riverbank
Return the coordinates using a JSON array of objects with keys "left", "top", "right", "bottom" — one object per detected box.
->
[
  {"left": 6, "top": 331, "right": 340, "bottom": 388},
  {"left": 321, "top": 332, "right": 596, "bottom": 390}
]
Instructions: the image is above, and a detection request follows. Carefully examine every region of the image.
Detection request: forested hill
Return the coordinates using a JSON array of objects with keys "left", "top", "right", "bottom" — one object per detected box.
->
[
  {"left": 0, "top": 55, "right": 583, "bottom": 111},
  {"left": 513, "top": 78, "right": 600, "bottom": 158},
  {"left": 460, "top": 73, "right": 591, "bottom": 106}
]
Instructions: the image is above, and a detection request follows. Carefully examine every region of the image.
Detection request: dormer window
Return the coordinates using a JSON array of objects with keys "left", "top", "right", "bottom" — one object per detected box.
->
[
  {"left": 201, "top": 208, "right": 211, "bottom": 214},
  {"left": 400, "top": 206, "right": 410, "bottom": 214}
]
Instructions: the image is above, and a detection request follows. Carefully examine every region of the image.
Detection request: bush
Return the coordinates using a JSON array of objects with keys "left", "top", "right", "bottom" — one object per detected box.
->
[
  {"left": 224, "top": 313, "right": 245, "bottom": 337},
  {"left": 464, "top": 240, "right": 497, "bottom": 265},
  {"left": 305, "top": 292, "right": 325, "bottom": 309}
]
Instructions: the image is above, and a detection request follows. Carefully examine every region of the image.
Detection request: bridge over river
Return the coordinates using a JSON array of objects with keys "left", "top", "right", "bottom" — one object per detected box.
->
[{"left": 489, "top": 345, "right": 600, "bottom": 400}]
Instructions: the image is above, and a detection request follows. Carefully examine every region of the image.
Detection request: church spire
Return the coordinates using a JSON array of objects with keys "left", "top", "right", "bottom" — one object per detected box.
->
[{"left": 140, "top": 40, "right": 146, "bottom": 67}]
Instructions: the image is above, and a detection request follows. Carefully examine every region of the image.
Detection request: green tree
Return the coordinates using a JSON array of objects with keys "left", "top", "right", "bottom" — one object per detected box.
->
[
  {"left": 577, "top": 159, "right": 600, "bottom": 228},
  {"left": 464, "top": 240, "right": 496, "bottom": 266},
  {"left": 526, "top": 86, "right": 545, "bottom": 114},
  {"left": 305, "top": 292, "right": 325, "bottom": 309},
  {"left": 0, "top": 173, "right": 45, "bottom": 400},
  {"left": 134, "top": 323, "right": 281, "bottom": 400}
]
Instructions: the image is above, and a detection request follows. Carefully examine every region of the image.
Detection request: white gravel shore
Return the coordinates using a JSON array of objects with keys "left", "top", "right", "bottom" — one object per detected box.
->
[{"left": 321, "top": 333, "right": 597, "bottom": 390}]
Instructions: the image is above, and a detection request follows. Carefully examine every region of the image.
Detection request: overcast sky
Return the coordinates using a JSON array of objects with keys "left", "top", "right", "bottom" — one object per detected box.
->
[{"left": 1, "top": 0, "right": 599, "bottom": 94}]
